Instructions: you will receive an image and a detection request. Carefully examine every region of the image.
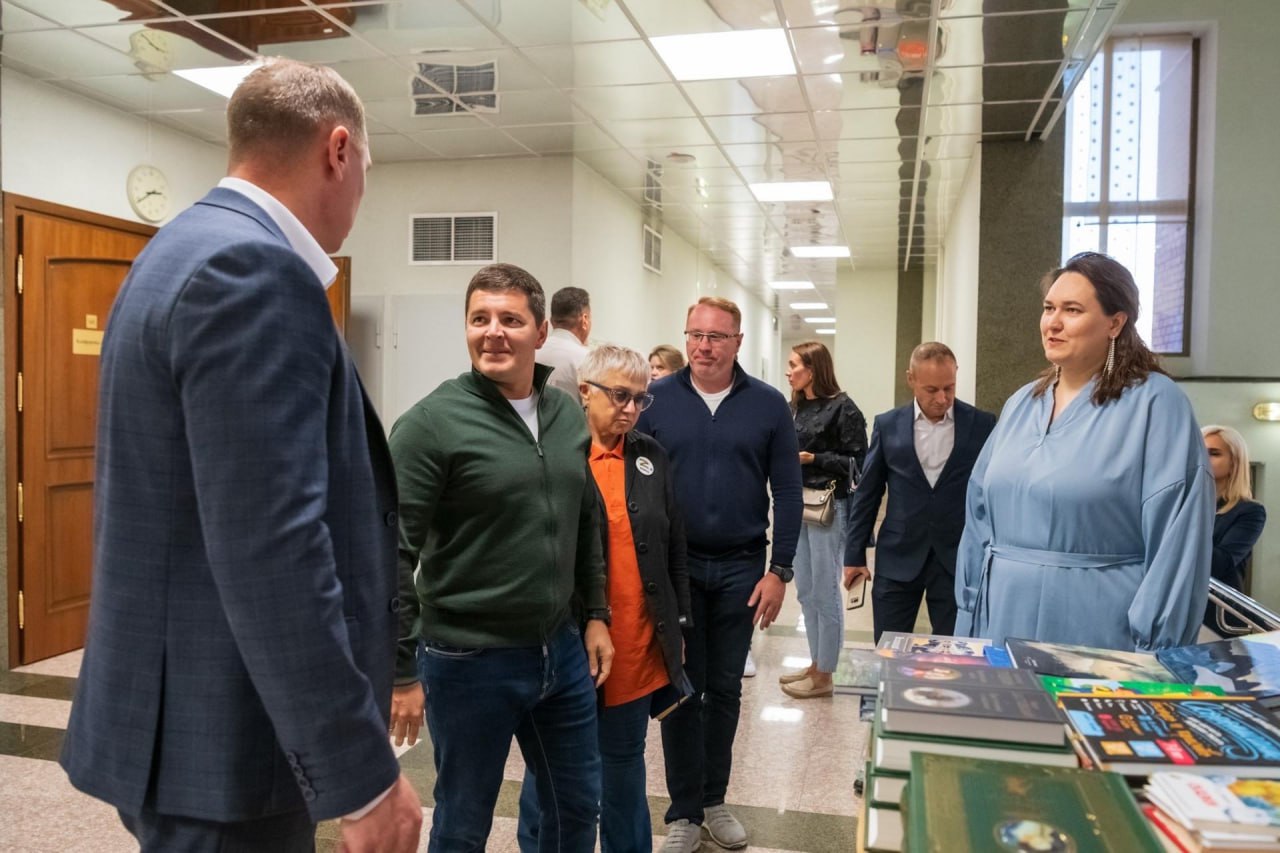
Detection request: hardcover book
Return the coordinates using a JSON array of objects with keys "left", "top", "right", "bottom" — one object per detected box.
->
[
  {"left": 1147, "top": 772, "right": 1280, "bottom": 838},
  {"left": 871, "top": 714, "right": 1078, "bottom": 773},
  {"left": 1006, "top": 637, "right": 1177, "bottom": 682},
  {"left": 877, "top": 632, "right": 990, "bottom": 658},
  {"left": 879, "top": 665, "right": 1067, "bottom": 746},
  {"left": 1040, "top": 676, "right": 1228, "bottom": 701},
  {"left": 832, "top": 646, "right": 882, "bottom": 695},
  {"left": 1060, "top": 694, "right": 1280, "bottom": 777},
  {"left": 904, "top": 753, "right": 1163, "bottom": 852},
  {"left": 1157, "top": 632, "right": 1280, "bottom": 704}
]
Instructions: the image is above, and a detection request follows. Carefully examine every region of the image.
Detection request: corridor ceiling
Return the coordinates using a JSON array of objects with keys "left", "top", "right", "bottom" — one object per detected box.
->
[{"left": 0, "top": 0, "right": 1124, "bottom": 311}]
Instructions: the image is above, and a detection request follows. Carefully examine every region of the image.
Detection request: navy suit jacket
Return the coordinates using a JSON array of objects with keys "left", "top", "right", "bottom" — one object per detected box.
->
[
  {"left": 844, "top": 400, "right": 996, "bottom": 582},
  {"left": 61, "top": 188, "right": 402, "bottom": 823}
]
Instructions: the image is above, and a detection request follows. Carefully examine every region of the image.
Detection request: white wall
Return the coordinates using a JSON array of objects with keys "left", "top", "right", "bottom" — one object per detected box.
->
[
  {"left": 836, "top": 266, "right": 898, "bottom": 419},
  {"left": 0, "top": 70, "right": 225, "bottom": 220},
  {"left": 935, "top": 145, "right": 982, "bottom": 404}
]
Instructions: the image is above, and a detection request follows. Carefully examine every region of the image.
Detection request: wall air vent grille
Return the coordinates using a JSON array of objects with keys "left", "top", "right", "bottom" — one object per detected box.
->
[
  {"left": 413, "top": 61, "right": 498, "bottom": 115},
  {"left": 410, "top": 213, "right": 497, "bottom": 264},
  {"left": 643, "top": 224, "right": 662, "bottom": 274}
]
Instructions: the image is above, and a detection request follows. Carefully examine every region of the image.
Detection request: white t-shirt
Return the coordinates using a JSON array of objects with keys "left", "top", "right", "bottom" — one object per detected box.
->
[
  {"left": 509, "top": 392, "right": 540, "bottom": 441},
  {"left": 694, "top": 384, "right": 732, "bottom": 416}
]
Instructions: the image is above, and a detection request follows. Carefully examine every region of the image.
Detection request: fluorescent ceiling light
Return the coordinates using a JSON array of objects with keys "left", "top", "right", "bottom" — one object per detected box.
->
[
  {"left": 175, "top": 59, "right": 267, "bottom": 98},
  {"left": 804, "top": 317, "right": 837, "bottom": 324},
  {"left": 789, "top": 302, "right": 828, "bottom": 310},
  {"left": 816, "top": 328, "right": 837, "bottom": 335},
  {"left": 749, "top": 181, "right": 833, "bottom": 202},
  {"left": 652, "top": 29, "right": 796, "bottom": 81},
  {"left": 790, "top": 245, "right": 851, "bottom": 258},
  {"left": 768, "top": 280, "right": 814, "bottom": 290}
]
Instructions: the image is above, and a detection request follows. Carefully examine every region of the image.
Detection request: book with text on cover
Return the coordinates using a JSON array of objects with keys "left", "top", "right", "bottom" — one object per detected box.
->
[
  {"left": 877, "top": 632, "right": 990, "bottom": 658},
  {"left": 1157, "top": 632, "right": 1280, "bottom": 706},
  {"left": 1146, "top": 772, "right": 1280, "bottom": 839},
  {"left": 904, "top": 752, "right": 1163, "bottom": 853},
  {"left": 879, "top": 664, "right": 1067, "bottom": 746},
  {"left": 1040, "top": 675, "right": 1228, "bottom": 701},
  {"left": 1061, "top": 694, "right": 1280, "bottom": 777},
  {"left": 1007, "top": 637, "right": 1177, "bottom": 682}
]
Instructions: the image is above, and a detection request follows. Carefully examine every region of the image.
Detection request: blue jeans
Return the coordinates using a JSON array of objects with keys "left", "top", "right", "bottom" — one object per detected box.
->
[
  {"left": 420, "top": 622, "right": 600, "bottom": 853},
  {"left": 661, "top": 552, "right": 762, "bottom": 824},
  {"left": 794, "top": 497, "right": 849, "bottom": 673},
  {"left": 519, "top": 691, "right": 656, "bottom": 853}
]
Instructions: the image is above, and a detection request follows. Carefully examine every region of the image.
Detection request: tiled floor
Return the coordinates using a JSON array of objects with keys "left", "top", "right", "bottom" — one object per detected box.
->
[{"left": 0, "top": 585, "right": 912, "bottom": 852}]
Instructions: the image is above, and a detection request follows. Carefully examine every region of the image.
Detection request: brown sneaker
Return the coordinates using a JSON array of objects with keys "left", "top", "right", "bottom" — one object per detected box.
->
[
  {"left": 778, "top": 667, "right": 811, "bottom": 685},
  {"left": 781, "top": 676, "right": 833, "bottom": 699}
]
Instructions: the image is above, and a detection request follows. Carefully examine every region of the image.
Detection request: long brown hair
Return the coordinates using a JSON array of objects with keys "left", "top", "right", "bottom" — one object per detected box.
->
[
  {"left": 790, "top": 341, "right": 842, "bottom": 407},
  {"left": 1031, "top": 252, "right": 1166, "bottom": 406}
]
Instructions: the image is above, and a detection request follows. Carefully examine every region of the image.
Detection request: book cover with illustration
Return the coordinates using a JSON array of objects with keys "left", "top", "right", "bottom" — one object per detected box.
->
[
  {"left": 904, "top": 753, "right": 1163, "bottom": 852},
  {"left": 832, "top": 646, "right": 882, "bottom": 695},
  {"left": 1039, "top": 675, "right": 1228, "bottom": 701},
  {"left": 1060, "top": 694, "right": 1280, "bottom": 777},
  {"left": 1006, "top": 638, "right": 1177, "bottom": 682},
  {"left": 879, "top": 669, "right": 1067, "bottom": 746},
  {"left": 1146, "top": 771, "right": 1280, "bottom": 838},
  {"left": 1157, "top": 631, "right": 1280, "bottom": 705},
  {"left": 877, "top": 632, "right": 990, "bottom": 658}
]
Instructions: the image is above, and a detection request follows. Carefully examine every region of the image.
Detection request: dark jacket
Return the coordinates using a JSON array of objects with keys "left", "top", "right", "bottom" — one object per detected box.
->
[
  {"left": 844, "top": 400, "right": 997, "bottom": 580},
  {"left": 390, "top": 364, "right": 607, "bottom": 672},
  {"left": 794, "top": 392, "right": 868, "bottom": 498},
  {"left": 595, "top": 431, "right": 693, "bottom": 696},
  {"left": 637, "top": 364, "right": 803, "bottom": 566},
  {"left": 1204, "top": 498, "right": 1267, "bottom": 631}
]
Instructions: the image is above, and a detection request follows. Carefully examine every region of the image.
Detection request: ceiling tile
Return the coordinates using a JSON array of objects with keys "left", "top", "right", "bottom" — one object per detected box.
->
[
  {"left": 369, "top": 132, "right": 440, "bottom": 162},
  {"left": 1, "top": 28, "right": 142, "bottom": 79},
  {"left": 410, "top": 127, "right": 532, "bottom": 158},
  {"left": 6, "top": 0, "right": 176, "bottom": 28},
  {"left": 364, "top": 98, "right": 487, "bottom": 134},
  {"left": 683, "top": 76, "right": 806, "bottom": 117},
  {"left": 569, "top": 82, "right": 694, "bottom": 121},
  {"left": 505, "top": 123, "right": 583, "bottom": 153},
  {"left": 521, "top": 40, "right": 669, "bottom": 88},
  {"left": 0, "top": 1, "right": 62, "bottom": 33}
]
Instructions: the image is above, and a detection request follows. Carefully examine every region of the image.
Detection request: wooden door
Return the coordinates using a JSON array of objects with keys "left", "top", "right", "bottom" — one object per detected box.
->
[{"left": 5, "top": 196, "right": 154, "bottom": 665}]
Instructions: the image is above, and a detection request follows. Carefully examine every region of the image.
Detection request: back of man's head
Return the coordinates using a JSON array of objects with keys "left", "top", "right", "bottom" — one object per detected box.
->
[
  {"left": 550, "top": 287, "right": 590, "bottom": 330},
  {"left": 227, "top": 58, "right": 366, "bottom": 168}
]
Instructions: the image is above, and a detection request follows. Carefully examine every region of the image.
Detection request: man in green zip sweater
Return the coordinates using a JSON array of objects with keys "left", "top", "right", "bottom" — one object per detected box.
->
[{"left": 388, "top": 262, "right": 613, "bottom": 852}]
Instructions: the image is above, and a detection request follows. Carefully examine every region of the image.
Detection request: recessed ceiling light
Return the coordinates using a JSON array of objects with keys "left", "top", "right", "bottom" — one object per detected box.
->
[
  {"left": 749, "top": 181, "right": 833, "bottom": 202},
  {"left": 175, "top": 58, "right": 267, "bottom": 98},
  {"left": 790, "top": 302, "right": 828, "bottom": 309},
  {"left": 769, "top": 280, "right": 815, "bottom": 290},
  {"left": 652, "top": 29, "right": 796, "bottom": 81},
  {"left": 816, "top": 328, "right": 837, "bottom": 335},
  {"left": 790, "top": 245, "right": 851, "bottom": 258},
  {"left": 803, "top": 317, "right": 837, "bottom": 324}
]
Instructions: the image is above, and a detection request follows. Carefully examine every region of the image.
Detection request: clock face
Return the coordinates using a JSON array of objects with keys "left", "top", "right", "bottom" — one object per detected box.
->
[{"left": 127, "top": 165, "right": 171, "bottom": 223}]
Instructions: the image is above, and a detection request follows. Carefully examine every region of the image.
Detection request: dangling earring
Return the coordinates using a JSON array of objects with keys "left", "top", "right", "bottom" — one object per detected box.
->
[{"left": 1104, "top": 337, "right": 1116, "bottom": 377}]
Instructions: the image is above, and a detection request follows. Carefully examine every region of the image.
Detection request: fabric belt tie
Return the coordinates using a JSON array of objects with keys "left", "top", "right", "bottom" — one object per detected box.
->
[{"left": 972, "top": 545, "right": 1143, "bottom": 631}]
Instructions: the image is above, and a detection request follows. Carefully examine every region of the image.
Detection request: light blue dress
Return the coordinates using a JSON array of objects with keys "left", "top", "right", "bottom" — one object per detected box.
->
[{"left": 954, "top": 372, "right": 1214, "bottom": 651}]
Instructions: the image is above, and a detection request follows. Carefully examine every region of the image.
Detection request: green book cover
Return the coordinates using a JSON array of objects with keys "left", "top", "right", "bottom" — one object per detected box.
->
[
  {"left": 905, "top": 753, "right": 1164, "bottom": 852},
  {"left": 1039, "top": 675, "right": 1228, "bottom": 700}
]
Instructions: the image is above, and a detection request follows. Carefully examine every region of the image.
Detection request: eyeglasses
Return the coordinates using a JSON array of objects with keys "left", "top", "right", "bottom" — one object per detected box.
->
[
  {"left": 684, "top": 330, "right": 740, "bottom": 345},
  {"left": 586, "top": 381, "right": 655, "bottom": 411}
]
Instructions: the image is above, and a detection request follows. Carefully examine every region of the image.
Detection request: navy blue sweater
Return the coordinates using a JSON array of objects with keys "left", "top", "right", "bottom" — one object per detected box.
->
[{"left": 637, "top": 364, "right": 803, "bottom": 566}]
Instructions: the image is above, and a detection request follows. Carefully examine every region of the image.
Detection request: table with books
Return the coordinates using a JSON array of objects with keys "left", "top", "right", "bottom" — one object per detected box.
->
[{"left": 835, "top": 629, "right": 1280, "bottom": 852}]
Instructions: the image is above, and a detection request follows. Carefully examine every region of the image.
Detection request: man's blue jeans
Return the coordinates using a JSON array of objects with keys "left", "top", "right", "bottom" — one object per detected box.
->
[
  {"left": 661, "top": 552, "right": 762, "bottom": 824},
  {"left": 419, "top": 621, "right": 601, "bottom": 853}
]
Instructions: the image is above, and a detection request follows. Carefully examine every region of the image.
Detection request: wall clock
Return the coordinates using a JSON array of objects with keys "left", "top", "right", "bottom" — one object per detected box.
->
[{"left": 126, "top": 164, "right": 171, "bottom": 223}]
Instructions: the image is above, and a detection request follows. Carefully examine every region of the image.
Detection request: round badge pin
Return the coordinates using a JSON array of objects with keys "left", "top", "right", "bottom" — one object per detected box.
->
[{"left": 636, "top": 456, "right": 655, "bottom": 476}]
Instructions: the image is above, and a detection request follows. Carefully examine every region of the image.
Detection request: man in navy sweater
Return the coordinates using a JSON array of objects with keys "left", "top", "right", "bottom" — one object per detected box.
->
[{"left": 637, "top": 296, "right": 803, "bottom": 853}]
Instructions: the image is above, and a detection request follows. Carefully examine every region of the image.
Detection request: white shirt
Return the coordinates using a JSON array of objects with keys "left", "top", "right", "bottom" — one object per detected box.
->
[
  {"left": 508, "top": 393, "right": 540, "bottom": 441},
  {"left": 217, "top": 177, "right": 338, "bottom": 289},
  {"left": 538, "top": 327, "right": 590, "bottom": 399},
  {"left": 913, "top": 401, "right": 955, "bottom": 488},
  {"left": 694, "top": 383, "right": 732, "bottom": 416}
]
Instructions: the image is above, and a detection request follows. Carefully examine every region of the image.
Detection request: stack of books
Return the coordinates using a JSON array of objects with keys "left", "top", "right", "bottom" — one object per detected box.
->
[{"left": 1144, "top": 772, "right": 1280, "bottom": 851}]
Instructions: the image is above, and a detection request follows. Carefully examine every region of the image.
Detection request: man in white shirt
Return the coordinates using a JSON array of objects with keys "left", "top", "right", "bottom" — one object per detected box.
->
[
  {"left": 539, "top": 286, "right": 592, "bottom": 398},
  {"left": 842, "top": 343, "right": 997, "bottom": 641}
]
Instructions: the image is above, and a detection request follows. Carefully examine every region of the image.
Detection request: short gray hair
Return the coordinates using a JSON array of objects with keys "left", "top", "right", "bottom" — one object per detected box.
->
[
  {"left": 579, "top": 344, "right": 648, "bottom": 388},
  {"left": 227, "top": 58, "right": 366, "bottom": 166}
]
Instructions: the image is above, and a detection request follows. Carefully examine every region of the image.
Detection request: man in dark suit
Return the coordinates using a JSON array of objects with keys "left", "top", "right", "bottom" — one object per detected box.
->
[
  {"left": 60, "top": 60, "right": 422, "bottom": 852},
  {"left": 843, "top": 342, "right": 996, "bottom": 641}
]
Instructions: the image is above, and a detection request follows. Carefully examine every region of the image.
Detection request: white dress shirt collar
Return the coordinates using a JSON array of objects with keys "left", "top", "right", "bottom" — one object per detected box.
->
[
  {"left": 217, "top": 177, "right": 338, "bottom": 289},
  {"left": 913, "top": 400, "right": 955, "bottom": 425}
]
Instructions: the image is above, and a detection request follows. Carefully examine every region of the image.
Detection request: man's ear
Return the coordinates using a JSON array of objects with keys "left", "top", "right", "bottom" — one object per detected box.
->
[{"left": 327, "top": 125, "right": 353, "bottom": 175}]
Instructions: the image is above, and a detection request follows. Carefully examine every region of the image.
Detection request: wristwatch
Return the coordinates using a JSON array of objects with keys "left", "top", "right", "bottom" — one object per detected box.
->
[
  {"left": 767, "top": 563, "right": 794, "bottom": 583},
  {"left": 586, "top": 607, "right": 612, "bottom": 626}
]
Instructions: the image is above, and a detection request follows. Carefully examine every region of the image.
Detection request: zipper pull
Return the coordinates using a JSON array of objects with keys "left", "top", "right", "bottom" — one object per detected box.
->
[{"left": 536, "top": 442, "right": 544, "bottom": 457}]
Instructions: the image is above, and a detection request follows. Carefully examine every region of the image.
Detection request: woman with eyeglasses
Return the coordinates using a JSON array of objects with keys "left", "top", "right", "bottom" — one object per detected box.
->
[
  {"left": 778, "top": 341, "right": 866, "bottom": 699},
  {"left": 954, "top": 252, "right": 1215, "bottom": 651},
  {"left": 521, "top": 344, "right": 692, "bottom": 853}
]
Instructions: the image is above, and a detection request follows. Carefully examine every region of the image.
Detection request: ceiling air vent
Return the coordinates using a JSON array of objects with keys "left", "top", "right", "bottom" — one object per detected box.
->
[
  {"left": 644, "top": 158, "right": 663, "bottom": 208},
  {"left": 412, "top": 61, "right": 498, "bottom": 116},
  {"left": 410, "top": 213, "right": 497, "bottom": 264},
  {"left": 643, "top": 224, "right": 662, "bottom": 274}
]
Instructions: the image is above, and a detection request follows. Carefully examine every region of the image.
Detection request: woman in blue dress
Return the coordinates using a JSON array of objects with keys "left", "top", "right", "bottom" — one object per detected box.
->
[{"left": 954, "top": 252, "right": 1215, "bottom": 651}]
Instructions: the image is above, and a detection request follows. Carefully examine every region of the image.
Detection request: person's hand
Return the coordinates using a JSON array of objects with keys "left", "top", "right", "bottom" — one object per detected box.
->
[
  {"left": 798, "top": 451, "right": 815, "bottom": 464},
  {"left": 748, "top": 572, "right": 786, "bottom": 629},
  {"left": 585, "top": 619, "right": 614, "bottom": 687},
  {"left": 338, "top": 772, "right": 422, "bottom": 853},
  {"left": 844, "top": 565, "right": 871, "bottom": 590},
  {"left": 389, "top": 682, "right": 424, "bottom": 747}
]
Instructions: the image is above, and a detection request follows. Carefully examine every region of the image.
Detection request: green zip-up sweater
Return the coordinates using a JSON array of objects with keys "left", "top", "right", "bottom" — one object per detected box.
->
[{"left": 390, "top": 364, "right": 606, "bottom": 679}]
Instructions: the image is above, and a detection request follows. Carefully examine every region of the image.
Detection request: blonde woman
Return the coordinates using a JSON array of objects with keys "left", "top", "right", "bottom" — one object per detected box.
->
[
  {"left": 1202, "top": 425, "right": 1267, "bottom": 632},
  {"left": 649, "top": 344, "right": 685, "bottom": 380}
]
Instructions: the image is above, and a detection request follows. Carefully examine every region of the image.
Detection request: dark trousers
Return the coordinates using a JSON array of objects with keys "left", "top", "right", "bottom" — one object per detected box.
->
[
  {"left": 118, "top": 806, "right": 314, "bottom": 852},
  {"left": 661, "top": 552, "right": 761, "bottom": 825},
  {"left": 871, "top": 548, "right": 956, "bottom": 642}
]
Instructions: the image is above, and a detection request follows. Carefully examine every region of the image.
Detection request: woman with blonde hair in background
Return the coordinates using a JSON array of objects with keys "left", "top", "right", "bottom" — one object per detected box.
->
[
  {"left": 649, "top": 344, "right": 685, "bottom": 381},
  {"left": 1202, "top": 424, "right": 1267, "bottom": 633}
]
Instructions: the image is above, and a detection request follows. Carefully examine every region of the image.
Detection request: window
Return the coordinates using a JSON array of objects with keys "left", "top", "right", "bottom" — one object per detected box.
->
[{"left": 1063, "top": 34, "right": 1197, "bottom": 354}]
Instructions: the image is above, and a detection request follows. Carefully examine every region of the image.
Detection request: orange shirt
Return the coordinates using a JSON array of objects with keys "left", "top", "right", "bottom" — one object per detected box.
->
[{"left": 590, "top": 441, "right": 669, "bottom": 707}]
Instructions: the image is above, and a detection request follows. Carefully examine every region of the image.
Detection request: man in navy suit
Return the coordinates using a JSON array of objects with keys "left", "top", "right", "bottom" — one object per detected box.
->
[
  {"left": 843, "top": 343, "right": 996, "bottom": 642},
  {"left": 60, "top": 60, "right": 422, "bottom": 852}
]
